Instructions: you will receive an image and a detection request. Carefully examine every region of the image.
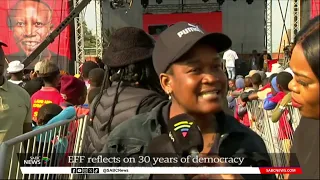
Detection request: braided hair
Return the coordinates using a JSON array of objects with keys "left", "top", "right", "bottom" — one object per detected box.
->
[{"left": 90, "top": 58, "right": 165, "bottom": 132}]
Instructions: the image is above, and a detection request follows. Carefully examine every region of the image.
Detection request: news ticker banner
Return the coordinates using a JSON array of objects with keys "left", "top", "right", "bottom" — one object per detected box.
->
[
  {"left": 21, "top": 154, "right": 300, "bottom": 167},
  {"left": 22, "top": 154, "right": 247, "bottom": 166},
  {"left": 20, "top": 167, "right": 302, "bottom": 175}
]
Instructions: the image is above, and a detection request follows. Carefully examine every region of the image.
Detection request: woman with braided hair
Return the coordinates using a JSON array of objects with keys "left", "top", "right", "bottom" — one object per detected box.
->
[{"left": 85, "top": 27, "right": 167, "bottom": 156}]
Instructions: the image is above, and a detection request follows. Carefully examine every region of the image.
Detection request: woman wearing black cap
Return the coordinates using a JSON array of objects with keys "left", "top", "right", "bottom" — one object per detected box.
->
[
  {"left": 86, "top": 27, "right": 167, "bottom": 156},
  {"left": 285, "top": 16, "right": 319, "bottom": 180},
  {"left": 96, "top": 23, "right": 274, "bottom": 180}
]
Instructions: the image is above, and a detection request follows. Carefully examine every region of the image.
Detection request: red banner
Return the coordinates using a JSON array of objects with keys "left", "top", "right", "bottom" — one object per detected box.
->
[
  {"left": 311, "top": 0, "right": 320, "bottom": 18},
  {"left": 259, "top": 167, "right": 302, "bottom": 174},
  {"left": 0, "top": 0, "right": 71, "bottom": 71}
]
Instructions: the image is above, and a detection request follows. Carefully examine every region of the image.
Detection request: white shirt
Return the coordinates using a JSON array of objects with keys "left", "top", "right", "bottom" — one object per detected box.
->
[
  {"left": 8, "top": 79, "right": 23, "bottom": 85},
  {"left": 251, "top": 57, "right": 256, "bottom": 66},
  {"left": 223, "top": 49, "right": 238, "bottom": 68}
]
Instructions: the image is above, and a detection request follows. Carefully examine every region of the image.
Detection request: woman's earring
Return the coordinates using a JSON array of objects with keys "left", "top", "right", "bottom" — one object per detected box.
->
[{"left": 167, "top": 91, "right": 172, "bottom": 100}]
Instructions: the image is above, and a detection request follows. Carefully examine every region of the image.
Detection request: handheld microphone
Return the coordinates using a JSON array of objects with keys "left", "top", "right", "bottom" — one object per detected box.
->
[
  {"left": 147, "top": 134, "right": 181, "bottom": 167},
  {"left": 271, "top": 93, "right": 291, "bottom": 122},
  {"left": 147, "top": 135, "right": 185, "bottom": 180},
  {"left": 167, "top": 114, "right": 203, "bottom": 159}
]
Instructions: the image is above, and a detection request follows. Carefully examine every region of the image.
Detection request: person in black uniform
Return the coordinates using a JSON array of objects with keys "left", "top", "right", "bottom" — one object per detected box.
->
[
  {"left": 286, "top": 15, "right": 319, "bottom": 180},
  {"left": 6, "top": 0, "right": 69, "bottom": 71}
]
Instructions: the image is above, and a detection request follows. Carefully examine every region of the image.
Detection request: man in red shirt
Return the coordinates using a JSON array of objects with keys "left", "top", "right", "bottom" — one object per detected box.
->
[{"left": 31, "top": 60, "right": 64, "bottom": 123}]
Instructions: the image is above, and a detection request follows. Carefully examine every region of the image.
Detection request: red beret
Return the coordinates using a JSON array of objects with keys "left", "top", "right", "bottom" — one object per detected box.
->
[{"left": 60, "top": 75, "right": 86, "bottom": 101}]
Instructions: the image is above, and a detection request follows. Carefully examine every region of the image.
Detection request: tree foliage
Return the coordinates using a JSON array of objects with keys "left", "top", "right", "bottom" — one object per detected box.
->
[
  {"left": 83, "top": 21, "right": 117, "bottom": 56},
  {"left": 83, "top": 21, "right": 97, "bottom": 55}
]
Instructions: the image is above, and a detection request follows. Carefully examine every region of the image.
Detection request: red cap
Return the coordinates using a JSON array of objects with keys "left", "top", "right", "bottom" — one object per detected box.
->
[{"left": 60, "top": 75, "right": 86, "bottom": 102}]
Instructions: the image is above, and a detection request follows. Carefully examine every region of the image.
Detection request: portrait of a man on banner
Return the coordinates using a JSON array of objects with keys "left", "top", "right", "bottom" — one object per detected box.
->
[{"left": 0, "top": 0, "right": 71, "bottom": 71}]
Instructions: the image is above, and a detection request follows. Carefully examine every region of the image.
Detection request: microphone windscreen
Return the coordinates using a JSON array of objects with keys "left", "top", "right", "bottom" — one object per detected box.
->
[
  {"left": 271, "top": 93, "right": 292, "bottom": 122},
  {"left": 147, "top": 135, "right": 186, "bottom": 180},
  {"left": 281, "top": 93, "right": 291, "bottom": 106},
  {"left": 147, "top": 134, "right": 181, "bottom": 167},
  {"left": 167, "top": 114, "right": 203, "bottom": 157},
  {"left": 147, "top": 135, "right": 177, "bottom": 154}
]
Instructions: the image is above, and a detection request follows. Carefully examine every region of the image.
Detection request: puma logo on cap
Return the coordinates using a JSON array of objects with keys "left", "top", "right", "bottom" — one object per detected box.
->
[{"left": 177, "top": 23, "right": 204, "bottom": 38}]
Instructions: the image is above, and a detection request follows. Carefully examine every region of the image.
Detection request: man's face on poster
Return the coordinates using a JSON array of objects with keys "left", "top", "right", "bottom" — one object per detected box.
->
[{"left": 10, "top": 1, "right": 53, "bottom": 56}]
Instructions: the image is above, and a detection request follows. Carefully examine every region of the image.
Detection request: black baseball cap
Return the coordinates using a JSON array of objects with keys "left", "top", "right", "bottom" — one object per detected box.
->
[{"left": 153, "top": 22, "right": 232, "bottom": 75}]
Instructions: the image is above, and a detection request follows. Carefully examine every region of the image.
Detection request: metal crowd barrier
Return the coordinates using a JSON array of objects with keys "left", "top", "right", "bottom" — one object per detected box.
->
[
  {"left": 246, "top": 100, "right": 301, "bottom": 179},
  {"left": 0, "top": 101, "right": 302, "bottom": 179},
  {"left": 0, "top": 115, "right": 89, "bottom": 180}
]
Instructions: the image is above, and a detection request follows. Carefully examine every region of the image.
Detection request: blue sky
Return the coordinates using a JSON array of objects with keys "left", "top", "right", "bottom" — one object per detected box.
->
[{"left": 84, "top": 0, "right": 292, "bottom": 53}]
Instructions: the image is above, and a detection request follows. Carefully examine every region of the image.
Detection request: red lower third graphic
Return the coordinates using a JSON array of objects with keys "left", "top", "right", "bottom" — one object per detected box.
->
[{"left": 259, "top": 167, "right": 302, "bottom": 174}]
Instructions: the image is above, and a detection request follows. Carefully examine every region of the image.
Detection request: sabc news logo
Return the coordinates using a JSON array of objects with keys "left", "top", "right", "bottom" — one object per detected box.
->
[{"left": 23, "top": 156, "right": 50, "bottom": 165}]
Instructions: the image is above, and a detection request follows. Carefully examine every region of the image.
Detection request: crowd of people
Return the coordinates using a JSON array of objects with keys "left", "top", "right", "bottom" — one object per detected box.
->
[
  {"left": 0, "top": 15, "right": 319, "bottom": 180},
  {"left": 227, "top": 68, "right": 294, "bottom": 154}
]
